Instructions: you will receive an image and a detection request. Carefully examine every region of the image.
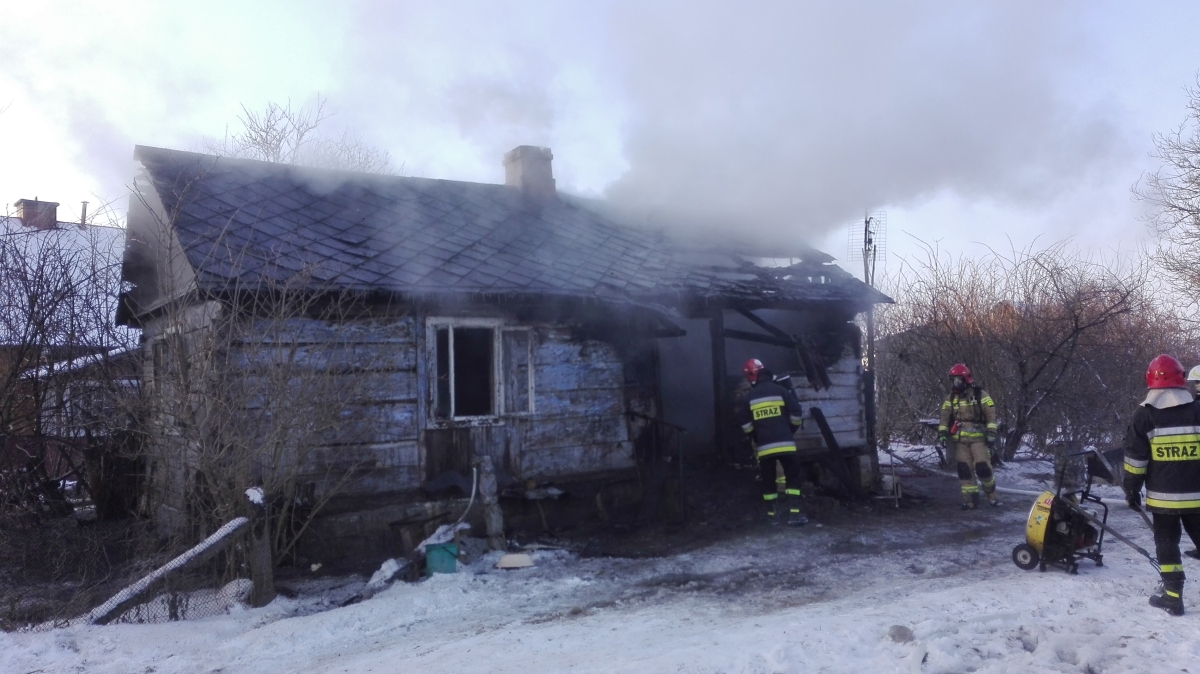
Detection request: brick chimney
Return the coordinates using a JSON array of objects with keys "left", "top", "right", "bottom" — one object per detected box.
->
[
  {"left": 503, "top": 146, "right": 555, "bottom": 202},
  {"left": 14, "top": 199, "right": 60, "bottom": 230}
]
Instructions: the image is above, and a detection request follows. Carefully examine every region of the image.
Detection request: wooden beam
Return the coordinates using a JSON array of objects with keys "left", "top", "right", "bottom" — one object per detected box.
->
[
  {"left": 722, "top": 328, "right": 794, "bottom": 348},
  {"left": 709, "top": 311, "right": 728, "bottom": 462},
  {"left": 733, "top": 306, "right": 791, "bottom": 341}
]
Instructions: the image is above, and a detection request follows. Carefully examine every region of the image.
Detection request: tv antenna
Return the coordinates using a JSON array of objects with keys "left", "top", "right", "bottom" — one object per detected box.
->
[
  {"left": 847, "top": 211, "right": 886, "bottom": 287},
  {"left": 847, "top": 211, "right": 885, "bottom": 369}
]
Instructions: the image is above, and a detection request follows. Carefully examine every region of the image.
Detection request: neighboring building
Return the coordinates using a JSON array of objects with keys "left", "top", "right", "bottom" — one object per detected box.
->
[
  {"left": 119, "top": 145, "right": 889, "bottom": 564},
  {"left": 1, "top": 199, "right": 134, "bottom": 517}
]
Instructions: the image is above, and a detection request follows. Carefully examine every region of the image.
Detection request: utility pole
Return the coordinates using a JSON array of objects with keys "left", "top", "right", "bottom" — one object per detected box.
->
[{"left": 850, "top": 212, "right": 885, "bottom": 491}]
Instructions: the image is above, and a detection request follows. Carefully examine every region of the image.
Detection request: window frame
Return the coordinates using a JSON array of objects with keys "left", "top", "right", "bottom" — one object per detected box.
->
[{"left": 425, "top": 318, "right": 535, "bottom": 425}]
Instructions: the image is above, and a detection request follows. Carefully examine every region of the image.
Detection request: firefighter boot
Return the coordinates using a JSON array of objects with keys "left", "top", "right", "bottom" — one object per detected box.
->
[
  {"left": 785, "top": 490, "right": 807, "bottom": 526},
  {"left": 961, "top": 491, "right": 981, "bottom": 511},
  {"left": 764, "top": 495, "right": 781, "bottom": 526},
  {"left": 1149, "top": 581, "right": 1184, "bottom": 616}
]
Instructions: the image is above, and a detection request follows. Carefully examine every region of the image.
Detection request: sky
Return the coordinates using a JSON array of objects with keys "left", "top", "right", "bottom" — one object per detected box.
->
[{"left": 2, "top": 1, "right": 1199, "bottom": 278}]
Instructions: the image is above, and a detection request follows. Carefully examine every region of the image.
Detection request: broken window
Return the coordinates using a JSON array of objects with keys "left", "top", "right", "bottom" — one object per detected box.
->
[{"left": 430, "top": 321, "right": 534, "bottom": 420}]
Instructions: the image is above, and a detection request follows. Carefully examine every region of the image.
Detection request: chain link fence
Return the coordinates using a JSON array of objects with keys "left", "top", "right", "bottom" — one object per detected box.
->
[{"left": 2, "top": 514, "right": 260, "bottom": 632}]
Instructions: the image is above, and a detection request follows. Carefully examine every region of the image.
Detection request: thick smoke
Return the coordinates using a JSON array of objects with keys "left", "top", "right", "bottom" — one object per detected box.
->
[
  {"left": 2, "top": 0, "right": 1149, "bottom": 251},
  {"left": 340, "top": 0, "right": 1128, "bottom": 250},
  {"left": 600, "top": 1, "right": 1124, "bottom": 247}
]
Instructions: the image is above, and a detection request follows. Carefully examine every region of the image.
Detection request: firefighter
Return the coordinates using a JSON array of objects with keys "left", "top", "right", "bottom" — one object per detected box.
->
[
  {"left": 1187, "top": 364, "right": 1200, "bottom": 561},
  {"left": 937, "top": 363, "right": 1001, "bottom": 510},
  {"left": 1124, "top": 354, "right": 1200, "bottom": 616},
  {"left": 739, "top": 358, "right": 807, "bottom": 525}
]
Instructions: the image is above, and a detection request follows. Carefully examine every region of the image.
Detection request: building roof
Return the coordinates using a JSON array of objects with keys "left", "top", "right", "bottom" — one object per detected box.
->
[
  {"left": 128, "top": 146, "right": 889, "bottom": 316},
  {"left": 0, "top": 216, "right": 131, "bottom": 347}
]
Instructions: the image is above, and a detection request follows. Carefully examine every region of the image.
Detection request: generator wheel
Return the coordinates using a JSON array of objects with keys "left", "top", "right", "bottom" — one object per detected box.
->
[
  {"left": 1068, "top": 563, "right": 1079, "bottom": 575},
  {"left": 1095, "top": 555, "right": 1103, "bottom": 567},
  {"left": 1012, "top": 544, "right": 1040, "bottom": 571}
]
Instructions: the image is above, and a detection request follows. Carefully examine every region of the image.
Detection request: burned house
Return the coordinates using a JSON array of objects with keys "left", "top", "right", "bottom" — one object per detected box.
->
[{"left": 118, "top": 145, "right": 888, "bottom": 564}]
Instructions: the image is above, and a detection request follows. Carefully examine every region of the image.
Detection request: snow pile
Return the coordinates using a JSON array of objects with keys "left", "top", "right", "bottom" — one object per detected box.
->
[
  {"left": 365, "top": 559, "right": 404, "bottom": 590},
  {"left": 245, "top": 487, "right": 265, "bottom": 506},
  {"left": 3, "top": 469, "right": 1195, "bottom": 673},
  {"left": 415, "top": 522, "right": 470, "bottom": 554}
]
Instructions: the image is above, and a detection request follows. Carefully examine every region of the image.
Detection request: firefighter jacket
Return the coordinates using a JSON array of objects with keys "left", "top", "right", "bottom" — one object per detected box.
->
[
  {"left": 739, "top": 379, "right": 804, "bottom": 458},
  {"left": 1123, "top": 400, "right": 1200, "bottom": 513},
  {"left": 938, "top": 387, "right": 998, "bottom": 442}
]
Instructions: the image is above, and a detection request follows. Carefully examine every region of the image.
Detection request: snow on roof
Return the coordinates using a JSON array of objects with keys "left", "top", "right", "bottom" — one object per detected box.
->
[{"left": 0, "top": 216, "right": 134, "bottom": 348}]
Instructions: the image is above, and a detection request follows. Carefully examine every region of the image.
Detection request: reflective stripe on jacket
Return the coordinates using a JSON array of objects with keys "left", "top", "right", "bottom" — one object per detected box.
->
[
  {"left": 938, "top": 387, "right": 998, "bottom": 440},
  {"left": 739, "top": 379, "right": 803, "bottom": 458},
  {"left": 1123, "top": 402, "right": 1200, "bottom": 513}
]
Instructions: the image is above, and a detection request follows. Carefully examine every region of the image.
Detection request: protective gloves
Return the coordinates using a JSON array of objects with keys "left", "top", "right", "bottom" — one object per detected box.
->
[
  {"left": 985, "top": 431, "right": 997, "bottom": 447},
  {"left": 937, "top": 434, "right": 948, "bottom": 450},
  {"left": 1126, "top": 490, "right": 1142, "bottom": 510}
]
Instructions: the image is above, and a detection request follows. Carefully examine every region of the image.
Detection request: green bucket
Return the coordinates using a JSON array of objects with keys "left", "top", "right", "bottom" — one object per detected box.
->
[{"left": 425, "top": 543, "right": 458, "bottom": 576}]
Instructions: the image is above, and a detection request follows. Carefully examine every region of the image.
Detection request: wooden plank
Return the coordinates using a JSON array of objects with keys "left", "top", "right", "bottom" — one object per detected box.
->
[
  {"left": 534, "top": 362, "right": 624, "bottom": 392},
  {"left": 229, "top": 344, "right": 417, "bottom": 373},
  {"left": 796, "top": 393, "right": 864, "bottom": 414},
  {"left": 348, "top": 465, "right": 424, "bottom": 493},
  {"left": 235, "top": 372, "right": 417, "bottom": 405},
  {"left": 315, "top": 402, "right": 418, "bottom": 444},
  {"left": 524, "top": 414, "right": 629, "bottom": 448},
  {"left": 790, "top": 372, "right": 861, "bottom": 390},
  {"left": 797, "top": 415, "right": 863, "bottom": 435},
  {"left": 519, "top": 441, "right": 635, "bottom": 478},
  {"left": 534, "top": 387, "right": 625, "bottom": 416},
  {"left": 533, "top": 339, "right": 623, "bottom": 367},
  {"left": 241, "top": 316, "right": 414, "bottom": 344},
  {"left": 796, "top": 432, "right": 866, "bottom": 451},
  {"left": 304, "top": 441, "right": 421, "bottom": 469}
]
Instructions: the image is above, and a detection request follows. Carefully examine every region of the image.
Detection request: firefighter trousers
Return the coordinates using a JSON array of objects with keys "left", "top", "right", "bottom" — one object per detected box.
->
[
  {"left": 1153, "top": 512, "right": 1200, "bottom": 586},
  {"left": 953, "top": 440, "right": 996, "bottom": 504},
  {"left": 760, "top": 452, "right": 802, "bottom": 514}
]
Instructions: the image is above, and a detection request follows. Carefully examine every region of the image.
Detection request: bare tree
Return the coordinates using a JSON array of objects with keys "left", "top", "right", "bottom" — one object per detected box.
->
[
  {"left": 0, "top": 202, "right": 136, "bottom": 524},
  {"left": 0, "top": 201, "right": 153, "bottom": 628},
  {"left": 1138, "top": 76, "right": 1200, "bottom": 298},
  {"left": 127, "top": 178, "right": 392, "bottom": 604},
  {"left": 875, "top": 240, "right": 1196, "bottom": 461},
  {"left": 204, "top": 96, "right": 394, "bottom": 174}
]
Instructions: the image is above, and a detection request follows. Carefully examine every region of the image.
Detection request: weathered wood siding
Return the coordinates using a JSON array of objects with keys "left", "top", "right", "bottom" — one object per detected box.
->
[
  {"left": 519, "top": 328, "right": 634, "bottom": 477},
  {"left": 791, "top": 354, "right": 866, "bottom": 454},
  {"left": 232, "top": 316, "right": 423, "bottom": 498}
]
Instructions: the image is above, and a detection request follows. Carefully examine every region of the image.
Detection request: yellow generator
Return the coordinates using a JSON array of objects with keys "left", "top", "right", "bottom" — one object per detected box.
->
[{"left": 1012, "top": 449, "right": 1157, "bottom": 574}]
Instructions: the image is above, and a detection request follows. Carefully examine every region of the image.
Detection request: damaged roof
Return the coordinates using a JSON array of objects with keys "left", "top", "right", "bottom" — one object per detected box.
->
[{"left": 127, "top": 146, "right": 889, "bottom": 316}]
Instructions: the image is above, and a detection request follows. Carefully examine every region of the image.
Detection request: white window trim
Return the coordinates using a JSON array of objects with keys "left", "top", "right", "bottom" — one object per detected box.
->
[{"left": 426, "top": 318, "right": 535, "bottom": 425}]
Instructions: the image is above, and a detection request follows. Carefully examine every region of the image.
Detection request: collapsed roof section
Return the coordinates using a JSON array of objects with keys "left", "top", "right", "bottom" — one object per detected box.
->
[{"left": 121, "top": 146, "right": 890, "bottom": 322}]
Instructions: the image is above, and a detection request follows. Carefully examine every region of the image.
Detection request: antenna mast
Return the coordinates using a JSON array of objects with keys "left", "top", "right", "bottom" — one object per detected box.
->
[{"left": 847, "top": 211, "right": 886, "bottom": 370}]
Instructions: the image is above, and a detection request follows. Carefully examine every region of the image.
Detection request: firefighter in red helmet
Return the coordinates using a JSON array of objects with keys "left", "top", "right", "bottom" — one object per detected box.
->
[
  {"left": 938, "top": 363, "right": 1001, "bottom": 510},
  {"left": 1123, "top": 354, "right": 1200, "bottom": 616},
  {"left": 738, "top": 358, "right": 807, "bottom": 525}
]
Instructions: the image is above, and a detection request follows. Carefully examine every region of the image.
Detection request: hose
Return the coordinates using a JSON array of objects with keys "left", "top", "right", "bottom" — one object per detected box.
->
[
  {"left": 455, "top": 466, "right": 478, "bottom": 526},
  {"left": 881, "top": 448, "right": 1044, "bottom": 497}
]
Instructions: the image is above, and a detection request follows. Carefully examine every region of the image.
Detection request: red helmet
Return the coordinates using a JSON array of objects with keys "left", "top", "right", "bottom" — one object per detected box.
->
[
  {"left": 1146, "top": 354, "right": 1186, "bottom": 389},
  {"left": 743, "top": 358, "right": 764, "bottom": 382},
  {"left": 947, "top": 363, "right": 973, "bottom": 384}
]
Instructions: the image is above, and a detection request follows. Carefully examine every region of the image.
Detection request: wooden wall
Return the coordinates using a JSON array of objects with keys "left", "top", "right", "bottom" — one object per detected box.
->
[{"left": 791, "top": 354, "right": 867, "bottom": 454}]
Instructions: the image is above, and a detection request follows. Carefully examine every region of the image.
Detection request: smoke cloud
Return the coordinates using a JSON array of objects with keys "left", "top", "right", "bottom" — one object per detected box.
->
[
  {"left": 4, "top": 0, "right": 1187, "bottom": 255},
  {"left": 600, "top": 1, "right": 1125, "bottom": 245}
]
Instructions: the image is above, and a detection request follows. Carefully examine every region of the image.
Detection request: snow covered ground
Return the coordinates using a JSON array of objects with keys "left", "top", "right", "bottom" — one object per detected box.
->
[{"left": 4, "top": 460, "right": 1199, "bottom": 674}]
